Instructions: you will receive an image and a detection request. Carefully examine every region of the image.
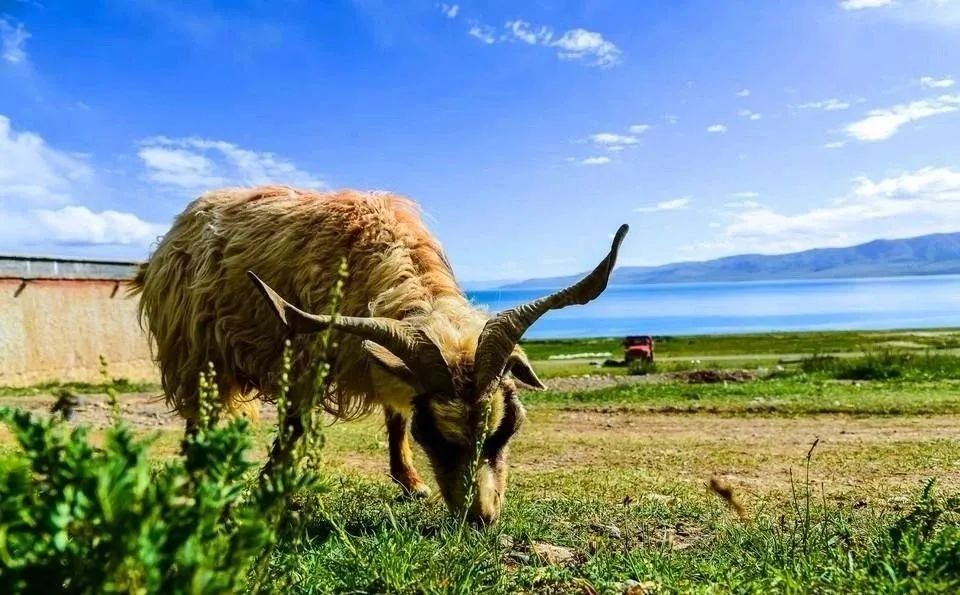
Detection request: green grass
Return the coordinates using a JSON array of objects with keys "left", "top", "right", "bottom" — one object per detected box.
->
[
  {"left": 525, "top": 376, "right": 960, "bottom": 415},
  {"left": 258, "top": 472, "right": 960, "bottom": 593},
  {"left": 0, "top": 378, "right": 159, "bottom": 397}
]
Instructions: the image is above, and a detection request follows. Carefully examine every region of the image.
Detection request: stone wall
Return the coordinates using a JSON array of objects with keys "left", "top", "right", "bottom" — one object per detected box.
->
[{"left": 0, "top": 256, "right": 157, "bottom": 387}]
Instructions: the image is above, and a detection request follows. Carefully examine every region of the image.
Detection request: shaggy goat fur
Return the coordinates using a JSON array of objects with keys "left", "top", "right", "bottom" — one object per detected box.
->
[{"left": 132, "top": 186, "right": 488, "bottom": 422}]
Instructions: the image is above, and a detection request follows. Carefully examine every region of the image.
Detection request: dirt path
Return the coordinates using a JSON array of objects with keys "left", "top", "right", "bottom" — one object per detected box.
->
[
  {"left": 514, "top": 408, "right": 960, "bottom": 497},
  {"left": 0, "top": 393, "right": 269, "bottom": 430},
  {"left": 0, "top": 378, "right": 663, "bottom": 428},
  {"left": 540, "top": 374, "right": 661, "bottom": 393},
  {"left": 0, "top": 372, "right": 695, "bottom": 429}
]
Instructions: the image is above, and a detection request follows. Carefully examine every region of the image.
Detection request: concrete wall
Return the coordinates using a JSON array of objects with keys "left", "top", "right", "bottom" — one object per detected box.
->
[{"left": 0, "top": 257, "right": 157, "bottom": 387}]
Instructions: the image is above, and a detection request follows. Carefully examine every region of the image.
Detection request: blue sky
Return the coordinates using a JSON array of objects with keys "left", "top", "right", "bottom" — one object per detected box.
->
[{"left": 1, "top": 0, "right": 960, "bottom": 282}]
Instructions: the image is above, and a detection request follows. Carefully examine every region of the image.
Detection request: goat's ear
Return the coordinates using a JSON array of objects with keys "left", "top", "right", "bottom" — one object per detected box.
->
[
  {"left": 363, "top": 340, "right": 421, "bottom": 388},
  {"left": 507, "top": 350, "right": 546, "bottom": 390}
]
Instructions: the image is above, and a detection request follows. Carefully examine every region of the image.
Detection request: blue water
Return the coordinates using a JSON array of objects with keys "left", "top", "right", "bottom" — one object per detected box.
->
[{"left": 466, "top": 275, "right": 960, "bottom": 339}]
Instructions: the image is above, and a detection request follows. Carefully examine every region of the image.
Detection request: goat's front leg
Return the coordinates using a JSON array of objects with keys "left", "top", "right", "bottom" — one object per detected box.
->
[{"left": 385, "top": 406, "right": 431, "bottom": 498}]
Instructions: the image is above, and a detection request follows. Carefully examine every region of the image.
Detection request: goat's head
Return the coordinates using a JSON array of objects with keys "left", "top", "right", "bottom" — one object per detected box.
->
[{"left": 247, "top": 224, "right": 628, "bottom": 525}]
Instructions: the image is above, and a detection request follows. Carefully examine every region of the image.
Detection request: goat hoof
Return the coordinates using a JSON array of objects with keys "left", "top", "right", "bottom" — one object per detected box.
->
[{"left": 403, "top": 483, "right": 432, "bottom": 499}]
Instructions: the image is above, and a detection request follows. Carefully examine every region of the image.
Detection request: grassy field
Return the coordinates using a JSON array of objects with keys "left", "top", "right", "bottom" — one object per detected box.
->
[
  {"left": 519, "top": 328, "right": 960, "bottom": 361},
  {"left": 2, "top": 329, "right": 960, "bottom": 592},
  {"left": 522, "top": 328, "right": 960, "bottom": 379}
]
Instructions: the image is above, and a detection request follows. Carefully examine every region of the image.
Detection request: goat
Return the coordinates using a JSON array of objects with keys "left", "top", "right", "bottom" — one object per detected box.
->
[{"left": 132, "top": 185, "right": 626, "bottom": 524}]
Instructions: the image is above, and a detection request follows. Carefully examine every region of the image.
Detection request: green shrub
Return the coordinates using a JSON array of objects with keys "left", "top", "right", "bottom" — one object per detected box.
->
[
  {"left": 0, "top": 345, "right": 331, "bottom": 594},
  {"left": 800, "top": 350, "right": 960, "bottom": 381},
  {"left": 0, "top": 407, "right": 265, "bottom": 593}
]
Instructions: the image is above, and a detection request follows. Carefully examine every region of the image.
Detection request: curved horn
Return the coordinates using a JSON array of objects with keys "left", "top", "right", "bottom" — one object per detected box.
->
[
  {"left": 247, "top": 271, "right": 454, "bottom": 393},
  {"left": 473, "top": 224, "right": 628, "bottom": 395}
]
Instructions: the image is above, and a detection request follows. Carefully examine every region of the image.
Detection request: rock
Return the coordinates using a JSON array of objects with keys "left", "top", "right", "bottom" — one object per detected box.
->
[
  {"left": 504, "top": 552, "right": 530, "bottom": 565},
  {"left": 678, "top": 369, "right": 757, "bottom": 384},
  {"left": 590, "top": 523, "right": 622, "bottom": 539},
  {"left": 530, "top": 542, "right": 577, "bottom": 565}
]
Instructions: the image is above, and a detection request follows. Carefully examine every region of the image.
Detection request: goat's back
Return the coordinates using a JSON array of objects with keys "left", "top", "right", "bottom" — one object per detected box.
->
[{"left": 133, "top": 186, "right": 462, "bottom": 418}]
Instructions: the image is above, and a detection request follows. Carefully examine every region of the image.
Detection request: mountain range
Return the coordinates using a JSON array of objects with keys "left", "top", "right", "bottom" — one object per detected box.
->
[{"left": 501, "top": 232, "right": 960, "bottom": 289}]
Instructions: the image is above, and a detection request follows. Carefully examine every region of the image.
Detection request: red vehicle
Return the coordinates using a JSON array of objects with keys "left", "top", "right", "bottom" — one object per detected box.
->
[{"left": 623, "top": 335, "right": 655, "bottom": 363}]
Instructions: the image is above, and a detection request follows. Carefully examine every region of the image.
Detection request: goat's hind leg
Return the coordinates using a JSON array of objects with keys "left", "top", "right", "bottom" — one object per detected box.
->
[
  {"left": 181, "top": 416, "right": 199, "bottom": 455},
  {"left": 261, "top": 406, "right": 305, "bottom": 479}
]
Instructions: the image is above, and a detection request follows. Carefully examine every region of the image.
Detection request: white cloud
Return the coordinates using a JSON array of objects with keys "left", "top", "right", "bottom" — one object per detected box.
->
[
  {"left": 0, "top": 18, "right": 29, "bottom": 64},
  {"left": 824, "top": 140, "right": 848, "bottom": 149},
  {"left": 0, "top": 114, "right": 164, "bottom": 249},
  {"left": 33, "top": 206, "right": 165, "bottom": 246},
  {"left": 583, "top": 130, "right": 642, "bottom": 154},
  {"left": 842, "top": 0, "right": 960, "bottom": 26},
  {"left": 589, "top": 132, "right": 638, "bottom": 145},
  {"left": 438, "top": 3, "right": 459, "bottom": 19},
  {"left": 736, "top": 89, "right": 751, "bottom": 97},
  {"left": 138, "top": 136, "right": 326, "bottom": 191},
  {"left": 840, "top": 0, "right": 894, "bottom": 10},
  {"left": 138, "top": 146, "right": 223, "bottom": 189},
  {"left": 724, "top": 200, "right": 764, "bottom": 209},
  {"left": 468, "top": 25, "right": 496, "bottom": 44},
  {"left": 845, "top": 94, "right": 960, "bottom": 141},
  {"left": 692, "top": 165, "right": 960, "bottom": 255},
  {"left": 628, "top": 123, "right": 651, "bottom": 134},
  {"left": 851, "top": 166, "right": 960, "bottom": 199},
  {"left": 577, "top": 156, "right": 612, "bottom": 166},
  {"left": 470, "top": 19, "right": 621, "bottom": 67},
  {"left": 663, "top": 114, "right": 679, "bottom": 125},
  {"left": 730, "top": 191, "right": 760, "bottom": 199},
  {"left": 550, "top": 28, "right": 621, "bottom": 67},
  {"left": 635, "top": 197, "right": 691, "bottom": 213},
  {"left": 921, "top": 75, "right": 956, "bottom": 88},
  {"left": 707, "top": 124, "right": 728, "bottom": 133},
  {"left": 797, "top": 98, "right": 851, "bottom": 111},
  {"left": 723, "top": 200, "right": 763, "bottom": 209},
  {"left": 738, "top": 109, "right": 762, "bottom": 121},
  {"left": 503, "top": 20, "right": 552, "bottom": 45},
  {"left": 0, "top": 115, "right": 93, "bottom": 205}
]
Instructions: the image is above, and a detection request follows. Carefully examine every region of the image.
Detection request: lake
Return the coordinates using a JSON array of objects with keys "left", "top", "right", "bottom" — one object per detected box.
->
[{"left": 466, "top": 275, "right": 960, "bottom": 339}]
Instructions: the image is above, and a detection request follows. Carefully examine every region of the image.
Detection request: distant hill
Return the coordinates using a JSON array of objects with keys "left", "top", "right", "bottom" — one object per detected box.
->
[
  {"left": 502, "top": 232, "right": 960, "bottom": 289},
  {"left": 461, "top": 278, "right": 523, "bottom": 291}
]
